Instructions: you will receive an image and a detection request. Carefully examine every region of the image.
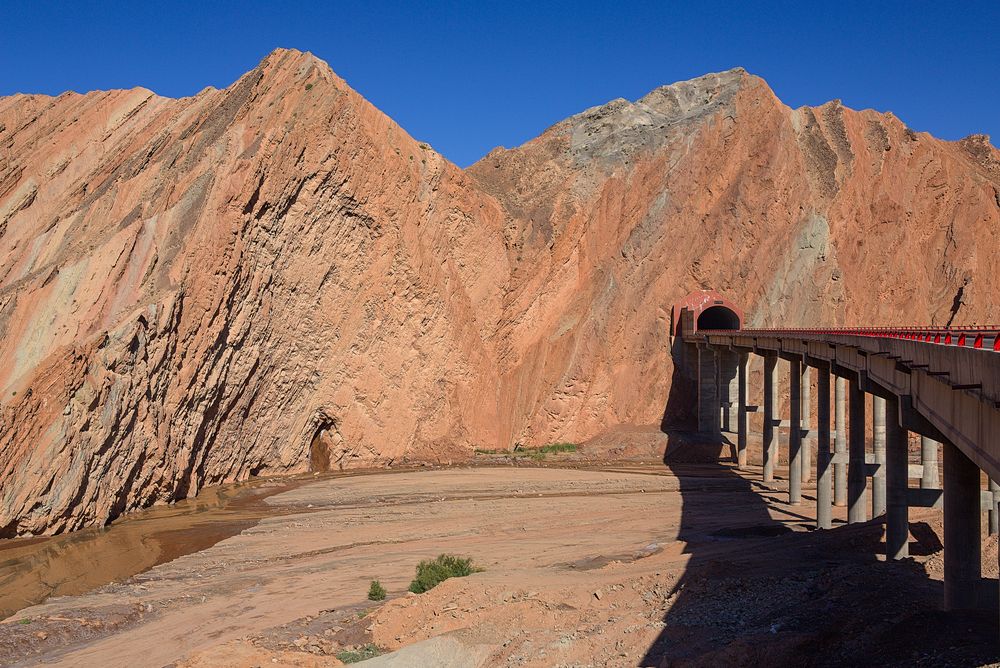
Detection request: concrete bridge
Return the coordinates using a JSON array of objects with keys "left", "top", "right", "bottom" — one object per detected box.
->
[{"left": 672, "top": 290, "right": 1000, "bottom": 615}]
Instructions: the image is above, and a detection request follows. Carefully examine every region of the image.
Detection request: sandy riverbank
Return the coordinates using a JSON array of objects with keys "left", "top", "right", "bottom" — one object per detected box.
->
[{"left": 2, "top": 434, "right": 999, "bottom": 667}]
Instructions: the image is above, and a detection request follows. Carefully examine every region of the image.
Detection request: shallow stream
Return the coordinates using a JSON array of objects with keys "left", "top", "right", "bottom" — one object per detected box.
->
[{"left": 0, "top": 474, "right": 315, "bottom": 619}]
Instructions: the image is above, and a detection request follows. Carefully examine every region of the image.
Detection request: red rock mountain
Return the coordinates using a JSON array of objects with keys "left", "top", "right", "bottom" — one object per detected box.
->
[{"left": 1, "top": 49, "right": 997, "bottom": 535}]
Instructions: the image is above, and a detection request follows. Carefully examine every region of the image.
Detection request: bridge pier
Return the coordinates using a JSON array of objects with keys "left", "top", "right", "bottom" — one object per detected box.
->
[
  {"left": 920, "top": 436, "right": 939, "bottom": 490},
  {"left": 847, "top": 373, "right": 868, "bottom": 523},
  {"left": 885, "top": 394, "right": 909, "bottom": 559},
  {"left": 736, "top": 352, "right": 748, "bottom": 469},
  {"left": 788, "top": 356, "right": 803, "bottom": 505},
  {"left": 719, "top": 348, "right": 739, "bottom": 434},
  {"left": 872, "top": 395, "right": 887, "bottom": 517},
  {"left": 943, "top": 439, "right": 982, "bottom": 610},
  {"left": 815, "top": 361, "right": 833, "bottom": 529},
  {"left": 801, "top": 365, "right": 812, "bottom": 483},
  {"left": 989, "top": 480, "right": 999, "bottom": 537},
  {"left": 762, "top": 354, "right": 778, "bottom": 482},
  {"left": 696, "top": 344, "right": 720, "bottom": 436},
  {"left": 834, "top": 376, "right": 847, "bottom": 507},
  {"left": 672, "top": 292, "right": 1000, "bottom": 637}
]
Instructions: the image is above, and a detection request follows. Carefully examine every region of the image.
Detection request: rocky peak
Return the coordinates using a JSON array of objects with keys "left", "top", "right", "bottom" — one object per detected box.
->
[
  {"left": 2, "top": 56, "right": 999, "bottom": 538},
  {"left": 958, "top": 133, "right": 1000, "bottom": 176},
  {"left": 252, "top": 48, "right": 342, "bottom": 87},
  {"left": 501, "top": 67, "right": 768, "bottom": 172}
]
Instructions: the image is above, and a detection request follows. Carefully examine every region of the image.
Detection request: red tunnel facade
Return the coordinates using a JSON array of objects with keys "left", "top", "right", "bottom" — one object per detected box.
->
[{"left": 672, "top": 290, "right": 744, "bottom": 337}]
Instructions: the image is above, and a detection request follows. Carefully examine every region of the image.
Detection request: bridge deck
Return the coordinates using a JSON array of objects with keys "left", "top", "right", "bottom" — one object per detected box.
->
[{"left": 682, "top": 328, "right": 1000, "bottom": 482}]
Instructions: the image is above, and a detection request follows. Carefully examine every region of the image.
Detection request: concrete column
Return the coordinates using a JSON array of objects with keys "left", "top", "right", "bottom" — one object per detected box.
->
[
  {"left": 847, "top": 374, "right": 868, "bottom": 523},
  {"left": 834, "top": 376, "right": 848, "bottom": 507},
  {"left": 990, "top": 480, "right": 999, "bottom": 537},
  {"left": 736, "top": 352, "right": 748, "bottom": 469},
  {"left": 872, "top": 395, "right": 887, "bottom": 517},
  {"left": 884, "top": 394, "right": 909, "bottom": 560},
  {"left": 718, "top": 349, "right": 739, "bottom": 433},
  {"left": 696, "top": 345, "right": 720, "bottom": 436},
  {"left": 762, "top": 355, "right": 778, "bottom": 483},
  {"left": 788, "top": 357, "right": 803, "bottom": 505},
  {"left": 801, "top": 366, "right": 812, "bottom": 483},
  {"left": 815, "top": 363, "right": 833, "bottom": 530},
  {"left": 920, "top": 436, "right": 940, "bottom": 490},
  {"left": 943, "top": 440, "right": 982, "bottom": 610}
]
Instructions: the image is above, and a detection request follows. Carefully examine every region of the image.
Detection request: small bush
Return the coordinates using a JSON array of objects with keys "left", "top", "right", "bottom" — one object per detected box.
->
[
  {"left": 305, "top": 83, "right": 313, "bottom": 90},
  {"left": 408, "top": 554, "right": 482, "bottom": 594},
  {"left": 367, "top": 579, "right": 386, "bottom": 601},
  {"left": 475, "top": 443, "right": 577, "bottom": 458},
  {"left": 337, "top": 644, "right": 382, "bottom": 663},
  {"left": 538, "top": 442, "right": 578, "bottom": 454}
]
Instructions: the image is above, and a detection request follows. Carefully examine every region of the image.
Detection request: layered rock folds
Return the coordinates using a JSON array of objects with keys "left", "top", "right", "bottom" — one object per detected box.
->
[{"left": 1, "top": 49, "right": 997, "bottom": 534}]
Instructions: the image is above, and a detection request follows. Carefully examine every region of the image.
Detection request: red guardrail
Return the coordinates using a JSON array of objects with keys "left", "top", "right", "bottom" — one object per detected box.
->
[{"left": 696, "top": 327, "right": 1000, "bottom": 352}]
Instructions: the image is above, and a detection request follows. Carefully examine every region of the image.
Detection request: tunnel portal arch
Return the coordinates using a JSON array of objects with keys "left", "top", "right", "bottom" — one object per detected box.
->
[
  {"left": 672, "top": 290, "right": 744, "bottom": 336},
  {"left": 697, "top": 305, "right": 741, "bottom": 331}
]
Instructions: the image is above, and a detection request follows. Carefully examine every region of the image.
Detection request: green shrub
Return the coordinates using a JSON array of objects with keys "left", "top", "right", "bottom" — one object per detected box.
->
[
  {"left": 305, "top": 83, "right": 313, "bottom": 90},
  {"left": 538, "top": 442, "right": 578, "bottom": 454},
  {"left": 408, "top": 554, "right": 482, "bottom": 594},
  {"left": 475, "top": 443, "right": 577, "bottom": 458},
  {"left": 367, "top": 579, "right": 386, "bottom": 601},
  {"left": 337, "top": 644, "right": 382, "bottom": 663}
]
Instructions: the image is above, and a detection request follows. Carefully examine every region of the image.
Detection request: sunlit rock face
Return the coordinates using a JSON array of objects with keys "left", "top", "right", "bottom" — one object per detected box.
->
[{"left": 1, "top": 49, "right": 998, "bottom": 535}]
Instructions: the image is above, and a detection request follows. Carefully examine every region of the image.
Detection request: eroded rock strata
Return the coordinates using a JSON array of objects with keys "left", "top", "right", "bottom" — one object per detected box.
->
[{"left": 1, "top": 49, "right": 998, "bottom": 535}]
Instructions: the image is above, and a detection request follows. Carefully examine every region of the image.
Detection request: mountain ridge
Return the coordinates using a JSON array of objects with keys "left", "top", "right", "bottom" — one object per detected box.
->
[{"left": 1, "top": 48, "right": 998, "bottom": 535}]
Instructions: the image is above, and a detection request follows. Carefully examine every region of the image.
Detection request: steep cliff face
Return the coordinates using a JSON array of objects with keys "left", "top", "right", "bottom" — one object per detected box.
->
[
  {"left": 470, "top": 68, "right": 1000, "bottom": 445},
  {"left": 0, "top": 50, "right": 512, "bottom": 535},
  {"left": 1, "top": 51, "right": 998, "bottom": 535}
]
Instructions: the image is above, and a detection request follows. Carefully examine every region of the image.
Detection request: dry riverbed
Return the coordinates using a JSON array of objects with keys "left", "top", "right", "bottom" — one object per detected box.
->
[{"left": 2, "top": 433, "right": 999, "bottom": 667}]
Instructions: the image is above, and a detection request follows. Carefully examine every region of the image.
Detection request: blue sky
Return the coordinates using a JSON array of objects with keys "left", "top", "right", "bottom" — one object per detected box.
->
[{"left": 2, "top": 1, "right": 997, "bottom": 166}]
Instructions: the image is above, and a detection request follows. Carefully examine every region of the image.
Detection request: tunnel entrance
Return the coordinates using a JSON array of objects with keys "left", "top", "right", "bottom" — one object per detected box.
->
[
  {"left": 671, "top": 290, "right": 744, "bottom": 337},
  {"left": 696, "top": 305, "right": 741, "bottom": 331}
]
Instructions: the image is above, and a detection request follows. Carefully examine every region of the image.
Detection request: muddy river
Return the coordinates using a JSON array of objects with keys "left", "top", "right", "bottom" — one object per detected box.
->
[{"left": 0, "top": 469, "right": 406, "bottom": 619}]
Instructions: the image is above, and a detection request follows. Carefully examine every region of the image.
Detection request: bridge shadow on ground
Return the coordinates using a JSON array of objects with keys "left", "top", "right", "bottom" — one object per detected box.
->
[{"left": 641, "top": 424, "right": 1000, "bottom": 667}]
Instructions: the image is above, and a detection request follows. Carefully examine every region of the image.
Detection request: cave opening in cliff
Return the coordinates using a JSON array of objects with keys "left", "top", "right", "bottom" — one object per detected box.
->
[
  {"left": 697, "top": 305, "right": 741, "bottom": 331},
  {"left": 309, "top": 421, "right": 336, "bottom": 472}
]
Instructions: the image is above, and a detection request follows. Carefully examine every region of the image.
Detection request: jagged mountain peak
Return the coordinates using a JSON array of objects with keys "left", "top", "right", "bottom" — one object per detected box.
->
[{"left": 1, "top": 53, "right": 999, "bottom": 538}]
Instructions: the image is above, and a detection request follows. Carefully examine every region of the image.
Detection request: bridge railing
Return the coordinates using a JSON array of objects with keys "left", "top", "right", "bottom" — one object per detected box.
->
[{"left": 694, "top": 327, "right": 1000, "bottom": 352}]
